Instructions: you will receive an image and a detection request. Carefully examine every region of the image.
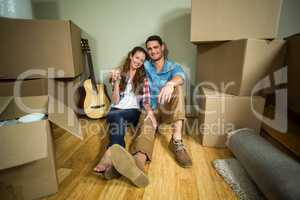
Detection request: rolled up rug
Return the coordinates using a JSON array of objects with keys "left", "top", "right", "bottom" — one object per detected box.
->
[{"left": 227, "top": 128, "right": 300, "bottom": 200}]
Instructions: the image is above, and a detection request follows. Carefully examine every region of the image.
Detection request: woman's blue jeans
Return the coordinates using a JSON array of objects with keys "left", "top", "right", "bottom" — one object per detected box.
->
[{"left": 106, "top": 107, "right": 140, "bottom": 148}]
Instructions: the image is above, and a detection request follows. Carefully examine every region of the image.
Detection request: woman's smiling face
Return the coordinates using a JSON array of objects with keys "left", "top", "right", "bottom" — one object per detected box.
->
[{"left": 130, "top": 51, "right": 146, "bottom": 70}]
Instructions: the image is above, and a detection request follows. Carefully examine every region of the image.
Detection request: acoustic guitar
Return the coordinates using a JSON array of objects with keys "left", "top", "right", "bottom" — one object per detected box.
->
[{"left": 81, "top": 39, "right": 110, "bottom": 119}]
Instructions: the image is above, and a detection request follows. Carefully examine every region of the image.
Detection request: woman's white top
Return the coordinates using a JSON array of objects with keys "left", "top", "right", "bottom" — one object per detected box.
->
[{"left": 112, "top": 80, "right": 140, "bottom": 109}]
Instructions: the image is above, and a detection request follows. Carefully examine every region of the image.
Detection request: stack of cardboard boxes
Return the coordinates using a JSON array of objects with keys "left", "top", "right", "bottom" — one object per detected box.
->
[
  {"left": 191, "top": 0, "right": 286, "bottom": 147},
  {"left": 0, "top": 18, "right": 86, "bottom": 199}
]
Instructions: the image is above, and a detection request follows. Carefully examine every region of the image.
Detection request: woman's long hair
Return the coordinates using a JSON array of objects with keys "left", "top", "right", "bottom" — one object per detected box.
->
[{"left": 119, "top": 46, "right": 148, "bottom": 95}]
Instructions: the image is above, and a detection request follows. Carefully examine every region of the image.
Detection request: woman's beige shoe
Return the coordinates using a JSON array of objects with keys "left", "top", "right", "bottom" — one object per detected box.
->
[{"left": 110, "top": 144, "right": 149, "bottom": 187}]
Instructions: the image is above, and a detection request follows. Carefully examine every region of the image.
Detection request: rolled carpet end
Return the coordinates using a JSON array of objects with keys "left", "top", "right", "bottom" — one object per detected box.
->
[
  {"left": 226, "top": 128, "right": 256, "bottom": 147},
  {"left": 227, "top": 129, "right": 300, "bottom": 200}
]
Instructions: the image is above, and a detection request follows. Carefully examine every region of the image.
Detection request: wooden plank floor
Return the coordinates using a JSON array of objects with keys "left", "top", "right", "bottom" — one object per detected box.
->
[{"left": 46, "top": 118, "right": 238, "bottom": 200}]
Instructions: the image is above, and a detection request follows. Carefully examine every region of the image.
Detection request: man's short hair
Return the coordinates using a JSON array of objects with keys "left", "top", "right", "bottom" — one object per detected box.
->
[{"left": 145, "top": 35, "right": 163, "bottom": 46}]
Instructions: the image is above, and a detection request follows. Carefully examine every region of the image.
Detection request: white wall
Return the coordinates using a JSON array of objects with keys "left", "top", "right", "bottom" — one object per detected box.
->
[
  {"left": 278, "top": 0, "right": 300, "bottom": 38},
  {"left": 0, "top": 0, "right": 32, "bottom": 19}
]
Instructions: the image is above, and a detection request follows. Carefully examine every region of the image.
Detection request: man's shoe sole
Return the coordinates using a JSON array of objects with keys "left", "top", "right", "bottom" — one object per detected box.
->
[
  {"left": 110, "top": 144, "right": 149, "bottom": 187},
  {"left": 177, "top": 161, "right": 193, "bottom": 168}
]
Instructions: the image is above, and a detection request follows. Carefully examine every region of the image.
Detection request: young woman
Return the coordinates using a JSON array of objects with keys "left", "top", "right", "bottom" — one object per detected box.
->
[{"left": 93, "top": 46, "right": 150, "bottom": 178}]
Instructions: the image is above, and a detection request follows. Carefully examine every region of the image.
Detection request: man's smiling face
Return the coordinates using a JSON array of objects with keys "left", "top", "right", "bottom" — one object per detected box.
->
[{"left": 146, "top": 40, "right": 165, "bottom": 62}]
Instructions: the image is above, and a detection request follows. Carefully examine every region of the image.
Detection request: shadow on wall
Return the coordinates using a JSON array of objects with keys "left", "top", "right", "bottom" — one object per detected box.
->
[
  {"left": 31, "top": 0, "right": 60, "bottom": 20},
  {"left": 81, "top": 31, "right": 99, "bottom": 80},
  {"left": 159, "top": 8, "right": 198, "bottom": 115},
  {"left": 159, "top": 8, "right": 196, "bottom": 77}
]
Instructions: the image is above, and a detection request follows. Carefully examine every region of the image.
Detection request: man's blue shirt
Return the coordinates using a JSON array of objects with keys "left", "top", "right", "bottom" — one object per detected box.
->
[{"left": 144, "top": 59, "right": 186, "bottom": 109}]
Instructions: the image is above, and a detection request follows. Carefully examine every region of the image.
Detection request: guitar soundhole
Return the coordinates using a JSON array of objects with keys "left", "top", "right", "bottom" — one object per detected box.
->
[{"left": 90, "top": 104, "right": 105, "bottom": 109}]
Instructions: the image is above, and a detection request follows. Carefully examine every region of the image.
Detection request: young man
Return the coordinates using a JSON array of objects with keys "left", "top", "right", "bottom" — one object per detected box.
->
[
  {"left": 132, "top": 35, "right": 192, "bottom": 165},
  {"left": 109, "top": 35, "right": 192, "bottom": 187}
]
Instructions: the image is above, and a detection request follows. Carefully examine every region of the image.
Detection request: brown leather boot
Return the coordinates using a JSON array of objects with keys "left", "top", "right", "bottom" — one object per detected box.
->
[{"left": 168, "top": 138, "right": 192, "bottom": 168}]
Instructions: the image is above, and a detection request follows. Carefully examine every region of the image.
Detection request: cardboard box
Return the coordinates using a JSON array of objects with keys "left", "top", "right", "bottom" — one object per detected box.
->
[
  {"left": 0, "top": 79, "right": 48, "bottom": 97},
  {"left": 0, "top": 95, "right": 82, "bottom": 200},
  {"left": 0, "top": 17, "right": 84, "bottom": 79},
  {"left": 286, "top": 33, "right": 300, "bottom": 115},
  {"left": 191, "top": 0, "right": 283, "bottom": 43},
  {"left": 50, "top": 75, "right": 86, "bottom": 113},
  {"left": 0, "top": 74, "right": 86, "bottom": 112},
  {"left": 196, "top": 87, "right": 265, "bottom": 147},
  {"left": 197, "top": 39, "right": 286, "bottom": 96}
]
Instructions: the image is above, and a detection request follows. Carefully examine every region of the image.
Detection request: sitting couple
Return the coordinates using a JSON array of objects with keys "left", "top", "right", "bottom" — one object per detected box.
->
[{"left": 93, "top": 35, "right": 192, "bottom": 187}]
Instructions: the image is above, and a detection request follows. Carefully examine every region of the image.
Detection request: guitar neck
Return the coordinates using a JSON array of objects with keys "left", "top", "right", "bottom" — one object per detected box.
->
[{"left": 86, "top": 51, "right": 98, "bottom": 94}]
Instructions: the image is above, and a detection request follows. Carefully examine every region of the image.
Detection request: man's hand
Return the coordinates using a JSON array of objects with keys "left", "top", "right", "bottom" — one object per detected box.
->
[
  {"left": 145, "top": 110, "right": 158, "bottom": 130},
  {"left": 158, "top": 81, "right": 176, "bottom": 104}
]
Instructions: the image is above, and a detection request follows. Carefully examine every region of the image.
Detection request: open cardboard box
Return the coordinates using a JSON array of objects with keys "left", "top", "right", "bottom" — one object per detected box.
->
[
  {"left": 0, "top": 79, "right": 48, "bottom": 97},
  {"left": 0, "top": 73, "right": 86, "bottom": 113},
  {"left": 197, "top": 87, "right": 265, "bottom": 147},
  {"left": 0, "top": 95, "right": 82, "bottom": 200}
]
